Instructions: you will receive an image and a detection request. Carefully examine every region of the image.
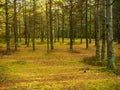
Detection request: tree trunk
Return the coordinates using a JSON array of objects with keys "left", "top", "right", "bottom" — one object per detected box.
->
[
  {"left": 23, "top": 0, "right": 28, "bottom": 45},
  {"left": 32, "top": 0, "right": 36, "bottom": 51},
  {"left": 89, "top": 3, "right": 92, "bottom": 44},
  {"left": 62, "top": 5, "right": 65, "bottom": 43},
  {"left": 85, "top": 0, "right": 89, "bottom": 48},
  {"left": 14, "top": 0, "right": 18, "bottom": 51},
  {"left": 5, "top": 0, "right": 10, "bottom": 52},
  {"left": 106, "top": 0, "right": 116, "bottom": 70},
  {"left": 69, "top": 0, "right": 73, "bottom": 51},
  {"left": 80, "top": 11, "right": 83, "bottom": 44},
  {"left": 96, "top": 0, "right": 100, "bottom": 60},
  {"left": 101, "top": 0, "right": 106, "bottom": 61},
  {"left": 49, "top": 0, "right": 54, "bottom": 50},
  {"left": 46, "top": 1, "right": 50, "bottom": 53}
]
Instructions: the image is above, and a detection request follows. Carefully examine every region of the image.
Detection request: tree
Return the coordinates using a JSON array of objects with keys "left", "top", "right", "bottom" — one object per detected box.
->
[
  {"left": 32, "top": 0, "right": 36, "bottom": 51},
  {"left": 22, "top": 0, "right": 28, "bottom": 45},
  {"left": 69, "top": 0, "right": 73, "bottom": 51},
  {"left": 95, "top": 0, "right": 100, "bottom": 60},
  {"left": 62, "top": 4, "right": 65, "bottom": 43},
  {"left": 14, "top": 0, "right": 18, "bottom": 51},
  {"left": 85, "top": 0, "right": 89, "bottom": 49},
  {"left": 46, "top": 1, "right": 50, "bottom": 53},
  {"left": 106, "top": 0, "right": 116, "bottom": 70},
  {"left": 5, "top": 0, "right": 10, "bottom": 52},
  {"left": 49, "top": 0, "right": 54, "bottom": 50},
  {"left": 101, "top": 0, "right": 106, "bottom": 61}
]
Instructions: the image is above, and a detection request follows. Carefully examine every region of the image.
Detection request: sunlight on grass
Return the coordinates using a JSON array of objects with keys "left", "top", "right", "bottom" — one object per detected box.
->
[{"left": 0, "top": 42, "right": 120, "bottom": 89}]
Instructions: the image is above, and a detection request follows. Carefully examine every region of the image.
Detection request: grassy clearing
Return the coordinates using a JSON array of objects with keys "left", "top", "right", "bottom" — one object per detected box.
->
[{"left": 0, "top": 40, "right": 120, "bottom": 90}]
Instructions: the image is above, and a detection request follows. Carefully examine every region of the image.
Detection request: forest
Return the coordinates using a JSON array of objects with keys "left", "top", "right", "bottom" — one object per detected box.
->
[{"left": 0, "top": 0, "right": 120, "bottom": 89}]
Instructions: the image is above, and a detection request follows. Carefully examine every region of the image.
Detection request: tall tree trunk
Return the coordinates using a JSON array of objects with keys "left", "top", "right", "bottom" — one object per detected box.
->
[
  {"left": 94, "top": 9, "right": 97, "bottom": 46},
  {"left": 27, "top": 2, "right": 32, "bottom": 47},
  {"left": 69, "top": 0, "right": 73, "bottom": 51},
  {"left": 80, "top": 9, "right": 83, "bottom": 44},
  {"left": 85, "top": 0, "right": 89, "bottom": 48},
  {"left": 101, "top": 0, "right": 106, "bottom": 61},
  {"left": 62, "top": 5, "right": 64, "bottom": 43},
  {"left": 49, "top": 0, "right": 54, "bottom": 50},
  {"left": 89, "top": 2, "right": 92, "bottom": 44},
  {"left": 14, "top": 0, "right": 18, "bottom": 51},
  {"left": 32, "top": 0, "right": 36, "bottom": 51},
  {"left": 96, "top": 0, "right": 100, "bottom": 60},
  {"left": 18, "top": 13, "right": 21, "bottom": 42},
  {"left": 22, "top": 0, "right": 28, "bottom": 45},
  {"left": 106, "top": 0, "right": 116, "bottom": 70},
  {"left": 57, "top": 9, "right": 60, "bottom": 42},
  {"left": 5, "top": 0, "right": 10, "bottom": 52},
  {"left": 46, "top": 1, "right": 50, "bottom": 53}
]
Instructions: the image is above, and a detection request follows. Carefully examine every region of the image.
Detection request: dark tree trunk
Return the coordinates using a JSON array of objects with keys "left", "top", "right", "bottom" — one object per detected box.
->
[
  {"left": 69, "top": 0, "right": 73, "bottom": 51},
  {"left": 49, "top": 0, "right": 54, "bottom": 50},
  {"left": 23, "top": 0, "right": 28, "bottom": 45},
  {"left": 85, "top": 0, "right": 89, "bottom": 48},
  {"left": 101, "top": 0, "right": 106, "bottom": 61},
  {"left": 5, "top": 0, "right": 10, "bottom": 52},
  {"left": 62, "top": 5, "right": 65, "bottom": 43},
  {"left": 96, "top": 0, "right": 100, "bottom": 60},
  {"left": 89, "top": 4, "right": 92, "bottom": 44},
  {"left": 14, "top": 0, "right": 18, "bottom": 51},
  {"left": 46, "top": 1, "right": 50, "bottom": 53},
  {"left": 32, "top": 0, "right": 36, "bottom": 51}
]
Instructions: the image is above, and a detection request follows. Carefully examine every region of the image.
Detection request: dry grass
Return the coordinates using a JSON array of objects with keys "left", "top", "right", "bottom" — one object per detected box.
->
[{"left": 0, "top": 39, "right": 120, "bottom": 90}]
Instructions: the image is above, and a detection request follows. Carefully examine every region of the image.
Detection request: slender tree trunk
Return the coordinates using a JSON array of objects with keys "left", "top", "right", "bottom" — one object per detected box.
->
[
  {"left": 18, "top": 13, "right": 21, "bottom": 42},
  {"left": 49, "top": 0, "right": 54, "bottom": 50},
  {"left": 27, "top": 3, "right": 32, "bottom": 47},
  {"left": 80, "top": 11, "right": 83, "bottom": 44},
  {"left": 106, "top": 0, "right": 116, "bottom": 70},
  {"left": 85, "top": 0, "right": 89, "bottom": 48},
  {"left": 32, "top": 0, "right": 36, "bottom": 51},
  {"left": 57, "top": 9, "right": 60, "bottom": 42},
  {"left": 14, "top": 0, "right": 18, "bottom": 51},
  {"left": 89, "top": 3, "right": 92, "bottom": 44},
  {"left": 25, "top": 0, "right": 28, "bottom": 45},
  {"left": 23, "top": 0, "right": 28, "bottom": 45},
  {"left": 62, "top": 6, "right": 64, "bottom": 43},
  {"left": 5, "top": 0, "right": 10, "bottom": 52},
  {"left": 69, "top": 0, "right": 73, "bottom": 51},
  {"left": 46, "top": 1, "right": 49, "bottom": 53},
  {"left": 96, "top": 0, "right": 100, "bottom": 60},
  {"left": 101, "top": 0, "right": 106, "bottom": 61}
]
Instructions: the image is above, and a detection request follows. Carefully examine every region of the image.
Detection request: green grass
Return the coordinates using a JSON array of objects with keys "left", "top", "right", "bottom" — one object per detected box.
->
[{"left": 0, "top": 40, "right": 120, "bottom": 90}]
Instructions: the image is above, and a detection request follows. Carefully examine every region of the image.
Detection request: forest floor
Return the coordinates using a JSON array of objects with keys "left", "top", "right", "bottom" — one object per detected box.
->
[{"left": 0, "top": 40, "right": 120, "bottom": 90}]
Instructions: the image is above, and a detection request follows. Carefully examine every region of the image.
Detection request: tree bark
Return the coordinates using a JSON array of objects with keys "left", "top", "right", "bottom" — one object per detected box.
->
[
  {"left": 46, "top": 1, "right": 50, "bottom": 53},
  {"left": 32, "top": 0, "right": 36, "bottom": 51},
  {"left": 101, "top": 0, "right": 106, "bottom": 61},
  {"left": 5, "top": 0, "right": 10, "bottom": 52},
  {"left": 85, "top": 0, "right": 89, "bottom": 48},
  {"left": 49, "top": 0, "right": 54, "bottom": 50},
  {"left": 69, "top": 0, "right": 73, "bottom": 51},
  {"left": 62, "top": 5, "right": 65, "bottom": 43},
  {"left": 106, "top": 0, "right": 116, "bottom": 70},
  {"left": 96, "top": 0, "right": 100, "bottom": 60},
  {"left": 14, "top": 0, "right": 18, "bottom": 51}
]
